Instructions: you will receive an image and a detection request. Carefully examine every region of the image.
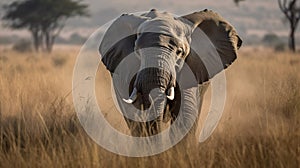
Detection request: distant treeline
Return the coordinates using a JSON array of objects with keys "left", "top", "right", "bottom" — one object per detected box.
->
[
  {"left": 1, "top": 32, "right": 299, "bottom": 50},
  {"left": 0, "top": 32, "right": 87, "bottom": 45}
]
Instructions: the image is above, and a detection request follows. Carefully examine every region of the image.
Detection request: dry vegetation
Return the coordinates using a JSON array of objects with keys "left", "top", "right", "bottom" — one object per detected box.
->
[{"left": 0, "top": 46, "right": 299, "bottom": 167}]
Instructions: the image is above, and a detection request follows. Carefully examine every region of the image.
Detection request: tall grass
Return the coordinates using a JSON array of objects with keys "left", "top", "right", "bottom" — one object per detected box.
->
[{"left": 0, "top": 47, "right": 299, "bottom": 167}]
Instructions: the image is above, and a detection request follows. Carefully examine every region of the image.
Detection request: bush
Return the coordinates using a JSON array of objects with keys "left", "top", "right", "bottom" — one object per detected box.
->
[
  {"left": 262, "top": 33, "right": 281, "bottom": 45},
  {"left": 68, "top": 33, "right": 87, "bottom": 45},
  {"left": 52, "top": 55, "right": 67, "bottom": 67},
  {"left": 12, "top": 39, "right": 32, "bottom": 52},
  {"left": 274, "top": 43, "right": 285, "bottom": 52}
]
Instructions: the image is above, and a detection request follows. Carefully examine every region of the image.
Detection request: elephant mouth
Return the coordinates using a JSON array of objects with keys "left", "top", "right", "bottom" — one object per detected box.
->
[{"left": 123, "top": 67, "right": 175, "bottom": 110}]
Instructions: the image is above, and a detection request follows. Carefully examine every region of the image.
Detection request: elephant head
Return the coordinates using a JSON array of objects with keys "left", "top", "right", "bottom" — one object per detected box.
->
[{"left": 99, "top": 9, "right": 242, "bottom": 137}]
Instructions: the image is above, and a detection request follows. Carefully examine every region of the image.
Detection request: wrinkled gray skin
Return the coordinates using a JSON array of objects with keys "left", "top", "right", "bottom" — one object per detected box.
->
[{"left": 99, "top": 9, "right": 242, "bottom": 142}]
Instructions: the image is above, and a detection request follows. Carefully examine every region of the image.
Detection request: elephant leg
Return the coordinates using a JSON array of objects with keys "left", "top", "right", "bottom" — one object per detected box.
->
[
  {"left": 145, "top": 115, "right": 163, "bottom": 136},
  {"left": 124, "top": 115, "right": 163, "bottom": 137},
  {"left": 124, "top": 116, "right": 164, "bottom": 154},
  {"left": 184, "top": 83, "right": 209, "bottom": 143},
  {"left": 124, "top": 118, "right": 144, "bottom": 136},
  {"left": 169, "top": 83, "right": 209, "bottom": 146}
]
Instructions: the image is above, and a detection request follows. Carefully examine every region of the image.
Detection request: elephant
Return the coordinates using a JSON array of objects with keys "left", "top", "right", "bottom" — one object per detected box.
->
[{"left": 98, "top": 9, "right": 242, "bottom": 144}]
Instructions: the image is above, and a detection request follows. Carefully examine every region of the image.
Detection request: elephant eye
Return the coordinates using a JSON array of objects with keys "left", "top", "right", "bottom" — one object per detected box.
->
[{"left": 176, "top": 47, "right": 183, "bottom": 56}]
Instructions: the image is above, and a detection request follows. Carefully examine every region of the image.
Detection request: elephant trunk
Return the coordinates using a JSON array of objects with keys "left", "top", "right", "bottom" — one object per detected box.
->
[
  {"left": 134, "top": 67, "right": 171, "bottom": 107},
  {"left": 124, "top": 47, "right": 176, "bottom": 118}
]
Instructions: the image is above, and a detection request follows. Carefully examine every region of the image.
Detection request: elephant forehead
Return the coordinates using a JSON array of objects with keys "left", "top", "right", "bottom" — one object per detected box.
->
[
  {"left": 137, "top": 18, "right": 191, "bottom": 57},
  {"left": 138, "top": 17, "right": 190, "bottom": 41}
]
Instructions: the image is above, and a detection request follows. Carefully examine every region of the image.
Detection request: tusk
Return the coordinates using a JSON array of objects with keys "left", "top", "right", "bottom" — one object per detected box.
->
[
  {"left": 122, "top": 88, "right": 138, "bottom": 104},
  {"left": 166, "top": 87, "right": 175, "bottom": 100},
  {"left": 123, "top": 98, "right": 134, "bottom": 104}
]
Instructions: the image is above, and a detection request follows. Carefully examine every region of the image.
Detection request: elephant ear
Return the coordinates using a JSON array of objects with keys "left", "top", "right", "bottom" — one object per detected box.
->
[
  {"left": 181, "top": 9, "right": 242, "bottom": 84},
  {"left": 99, "top": 14, "right": 147, "bottom": 73}
]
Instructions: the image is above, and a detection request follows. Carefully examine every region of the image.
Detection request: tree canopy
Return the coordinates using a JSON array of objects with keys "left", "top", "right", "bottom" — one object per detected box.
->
[
  {"left": 278, "top": 0, "right": 300, "bottom": 52},
  {"left": 2, "top": 0, "right": 89, "bottom": 52},
  {"left": 234, "top": 0, "right": 245, "bottom": 6}
]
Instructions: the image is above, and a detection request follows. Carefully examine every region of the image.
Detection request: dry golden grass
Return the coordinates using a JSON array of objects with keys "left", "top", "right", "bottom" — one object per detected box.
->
[{"left": 0, "top": 46, "right": 299, "bottom": 167}]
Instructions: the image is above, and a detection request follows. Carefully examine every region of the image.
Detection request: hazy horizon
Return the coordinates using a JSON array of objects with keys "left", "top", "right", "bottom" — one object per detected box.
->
[{"left": 0, "top": 0, "right": 299, "bottom": 43}]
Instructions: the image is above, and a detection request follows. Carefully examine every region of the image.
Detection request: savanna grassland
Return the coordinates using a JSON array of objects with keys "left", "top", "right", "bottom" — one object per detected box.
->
[{"left": 0, "top": 46, "right": 299, "bottom": 168}]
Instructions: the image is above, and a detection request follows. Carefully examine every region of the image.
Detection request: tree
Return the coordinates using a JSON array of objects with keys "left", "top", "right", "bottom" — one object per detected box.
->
[
  {"left": 262, "top": 33, "right": 282, "bottom": 45},
  {"left": 278, "top": 0, "right": 300, "bottom": 52},
  {"left": 2, "top": 0, "right": 89, "bottom": 53},
  {"left": 69, "top": 32, "right": 87, "bottom": 44},
  {"left": 234, "top": 0, "right": 245, "bottom": 6}
]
